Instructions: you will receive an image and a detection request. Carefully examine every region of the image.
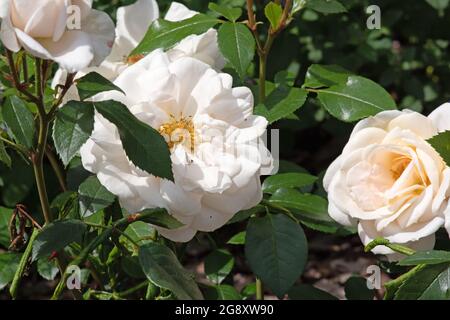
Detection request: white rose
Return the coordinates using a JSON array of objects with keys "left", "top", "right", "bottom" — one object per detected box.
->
[
  {"left": 324, "top": 103, "right": 450, "bottom": 259},
  {"left": 80, "top": 49, "right": 272, "bottom": 242},
  {"left": 52, "top": 1, "right": 224, "bottom": 102},
  {"left": 0, "top": 0, "right": 115, "bottom": 72}
]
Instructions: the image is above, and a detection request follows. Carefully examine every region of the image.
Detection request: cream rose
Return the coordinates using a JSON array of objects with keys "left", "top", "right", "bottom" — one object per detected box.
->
[
  {"left": 0, "top": 0, "right": 115, "bottom": 72},
  {"left": 324, "top": 103, "right": 450, "bottom": 258},
  {"left": 51, "top": 1, "right": 224, "bottom": 102},
  {"left": 80, "top": 49, "right": 271, "bottom": 242}
]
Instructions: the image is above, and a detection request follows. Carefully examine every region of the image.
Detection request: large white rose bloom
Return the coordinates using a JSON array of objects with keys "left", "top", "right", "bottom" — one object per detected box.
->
[
  {"left": 52, "top": 1, "right": 224, "bottom": 102},
  {"left": 324, "top": 103, "right": 450, "bottom": 259},
  {"left": 80, "top": 49, "right": 271, "bottom": 242},
  {"left": 0, "top": 0, "right": 115, "bottom": 72}
]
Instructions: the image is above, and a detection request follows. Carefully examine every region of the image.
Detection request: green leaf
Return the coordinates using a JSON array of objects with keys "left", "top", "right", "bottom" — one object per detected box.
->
[
  {"left": 32, "top": 219, "right": 87, "bottom": 261},
  {"left": 78, "top": 176, "right": 115, "bottom": 218},
  {"left": 37, "top": 258, "right": 59, "bottom": 281},
  {"left": 303, "top": 64, "right": 352, "bottom": 89},
  {"left": 0, "top": 207, "right": 13, "bottom": 248},
  {"left": 218, "top": 22, "right": 255, "bottom": 79},
  {"left": 269, "top": 188, "right": 341, "bottom": 233},
  {"left": 428, "top": 131, "right": 450, "bottom": 166},
  {"left": 269, "top": 188, "right": 327, "bottom": 215},
  {"left": 265, "top": 2, "right": 283, "bottom": 29},
  {"left": 124, "top": 221, "right": 155, "bottom": 245},
  {"left": 227, "top": 231, "right": 246, "bottom": 245},
  {"left": 306, "top": 0, "right": 347, "bottom": 14},
  {"left": 94, "top": 100, "right": 173, "bottom": 181},
  {"left": 399, "top": 250, "right": 450, "bottom": 266},
  {"left": 131, "top": 14, "right": 220, "bottom": 56},
  {"left": 0, "top": 140, "right": 11, "bottom": 167},
  {"left": 395, "top": 263, "right": 450, "bottom": 300},
  {"left": 316, "top": 75, "right": 397, "bottom": 122},
  {"left": 345, "top": 275, "right": 374, "bottom": 300},
  {"left": 139, "top": 208, "right": 184, "bottom": 229},
  {"left": 288, "top": 284, "right": 339, "bottom": 300},
  {"left": 2, "top": 96, "right": 35, "bottom": 149},
  {"left": 226, "top": 205, "right": 266, "bottom": 225},
  {"left": 204, "top": 249, "right": 234, "bottom": 284},
  {"left": 139, "top": 242, "right": 203, "bottom": 300},
  {"left": 245, "top": 214, "right": 308, "bottom": 298},
  {"left": 208, "top": 2, "right": 242, "bottom": 22},
  {"left": 255, "top": 85, "right": 308, "bottom": 124},
  {"left": 204, "top": 284, "right": 242, "bottom": 300},
  {"left": 0, "top": 253, "right": 21, "bottom": 290},
  {"left": 121, "top": 256, "right": 145, "bottom": 279},
  {"left": 75, "top": 72, "right": 124, "bottom": 101},
  {"left": 263, "top": 173, "right": 317, "bottom": 194},
  {"left": 53, "top": 101, "right": 95, "bottom": 166}
]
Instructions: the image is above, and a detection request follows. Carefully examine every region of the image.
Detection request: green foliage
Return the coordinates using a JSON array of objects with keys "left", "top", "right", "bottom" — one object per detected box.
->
[
  {"left": 218, "top": 22, "right": 255, "bottom": 79},
  {"left": 428, "top": 131, "right": 450, "bottom": 166},
  {"left": 53, "top": 101, "right": 95, "bottom": 166},
  {"left": 131, "top": 14, "right": 220, "bottom": 56},
  {"left": 94, "top": 100, "right": 173, "bottom": 181},
  {"left": 139, "top": 243, "right": 204, "bottom": 300},
  {"left": 2, "top": 96, "right": 35, "bottom": 149},
  {"left": 76, "top": 72, "right": 124, "bottom": 101},
  {"left": 208, "top": 2, "right": 242, "bottom": 22},
  {"left": 245, "top": 214, "right": 308, "bottom": 298},
  {"left": 78, "top": 176, "right": 116, "bottom": 218}
]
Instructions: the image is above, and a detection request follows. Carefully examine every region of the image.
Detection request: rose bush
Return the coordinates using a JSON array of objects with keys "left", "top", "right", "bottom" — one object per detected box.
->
[{"left": 0, "top": 0, "right": 449, "bottom": 302}]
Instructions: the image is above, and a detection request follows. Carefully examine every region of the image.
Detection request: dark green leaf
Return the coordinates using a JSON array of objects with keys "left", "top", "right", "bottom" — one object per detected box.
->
[
  {"left": 94, "top": 100, "right": 173, "bottom": 181},
  {"left": 316, "top": 75, "right": 397, "bottom": 122},
  {"left": 269, "top": 188, "right": 327, "bottom": 215},
  {"left": 2, "top": 96, "right": 35, "bottom": 149},
  {"left": 78, "top": 176, "right": 115, "bottom": 218},
  {"left": 303, "top": 64, "right": 352, "bottom": 88},
  {"left": 53, "top": 101, "right": 95, "bottom": 166},
  {"left": 395, "top": 263, "right": 450, "bottom": 300},
  {"left": 32, "top": 219, "right": 87, "bottom": 261},
  {"left": 399, "top": 250, "right": 450, "bottom": 266},
  {"left": 204, "top": 249, "right": 234, "bottom": 284},
  {"left": 263, "top": 173, "right": 317, "bottom": 194},
  {"left": 139, "top": 208, "right": 184, "bottom": 229},
  {"left": 289, "top": 284, "right": 339, "bottom": 300},
  {"left": 428, "top": 131, "right": 450, "bottom": 166},
  {"left": 345, "top": 275, "right": 374, "bottom": 300},
  {"left": 245, "top": 214, "right": 308, "bottom": 298},
  {"left": 139, "top": 242, "right": 203, "bottom": 299},
  {"left": 0, "top": 207, "right": 13, "bottom": 248},
  {"left": 75, "top": 72, "right": 124, "bottom": 101},
  {"left": 218, "top": 22, "right": 255, "bottom": 79},
  {"left": 306, "top": 0, "right": 347, "bottom": 14},
  {"left": 0, "top": 140, "right": 11, "bottom": 167},
  {"left": 208, "top": 3, "right": 242, "bottom": 21},
  {"left": 204, "top": 284, "right": 242, "bottom": 300},
  {"left": 226, "top": 205, "right": 265, "bottom": 225},
  {"left": 0, "top": 253, "right": 21, "bottom": 290},
  {"left": 131, "top": 14, "right": 220, "bottom": 56},
  {"left": 121, "top": 256, "right": 145, "bottom": 279},
  {"left": 255, "top": 86, "right": 308, "bottom": 124},
  {"left": 265, "top": 2, "right": 283, "bottom": 29}
]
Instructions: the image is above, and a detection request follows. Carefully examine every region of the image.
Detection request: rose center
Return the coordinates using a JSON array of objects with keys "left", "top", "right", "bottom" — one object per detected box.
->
[
  {"left": 159, "top": 117, "right": 195, "bottom": 151},
  {"left": 390, "top": 155, "right": 411, "bottom": 180}
]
